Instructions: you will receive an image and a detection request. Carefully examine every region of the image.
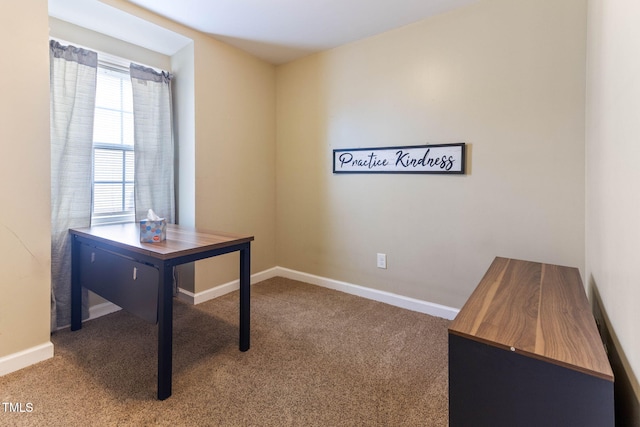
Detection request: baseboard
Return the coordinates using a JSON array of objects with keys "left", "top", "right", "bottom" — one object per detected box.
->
[
  {"left": 0, "top": 342, "right": 54, "bottom": 377},
  {"left": 178, "top": 266, "right": 458, "bottom": 319},
  {"left": 89, "top": 300, "right": 122, "bottom": 319},
  {"left": 275, "top": 267, "right": 459, "bottom": 320},
  {"left": 177, "top": 267, "right": 280, "bottom": 305},
  {"left": 54, "top": 300, "right": 124, "bottom": 331},
  {"left": 591, "top": 285, "right": 640, "bottom": 425}
]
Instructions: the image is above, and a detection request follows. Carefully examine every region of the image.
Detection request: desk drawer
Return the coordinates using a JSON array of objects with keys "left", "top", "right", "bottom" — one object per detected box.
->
[{"left": 78, "top": 242, "right": 158, "bottom": 323}]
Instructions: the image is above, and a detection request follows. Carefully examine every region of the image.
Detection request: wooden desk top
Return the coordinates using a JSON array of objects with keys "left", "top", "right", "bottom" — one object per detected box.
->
[
  {"left": 70, "top": 223, "right": 254, "bottom": 261},
  {"left": 449, "top": 257, "right": 613, "bottom": 381}
]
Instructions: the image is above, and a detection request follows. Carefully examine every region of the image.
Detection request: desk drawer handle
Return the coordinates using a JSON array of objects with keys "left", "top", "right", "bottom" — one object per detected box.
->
[{"left": 133, "top": 267, "right": 137, "bottom": 280}]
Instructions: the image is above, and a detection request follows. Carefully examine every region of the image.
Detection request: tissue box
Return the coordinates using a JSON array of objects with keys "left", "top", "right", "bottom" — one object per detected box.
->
[{"left": 140, "top": 219, "right": 166, "bottom": 243}]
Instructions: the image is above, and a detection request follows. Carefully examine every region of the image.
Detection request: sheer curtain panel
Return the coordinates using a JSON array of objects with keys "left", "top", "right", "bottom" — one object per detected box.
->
[
  {"left": 49, "top": 40, "right": 97, "bottom": 330},
  {"left": 130, "top": 63, "right": 175, "bottom": 224}
]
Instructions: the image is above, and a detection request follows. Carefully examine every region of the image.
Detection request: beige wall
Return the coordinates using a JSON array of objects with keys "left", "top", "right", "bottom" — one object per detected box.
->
[
  {"left": 191, "top": 36, "right": 277, "bottom": 292},
  {"left": 586, "top": 0, "right": 640, "bottom": 406},
  {"left": 276, "top": 0, "right": 587, "bottom": 308},
  {"left": 0, "top": 0, "right": 51, "bottom": 358}
]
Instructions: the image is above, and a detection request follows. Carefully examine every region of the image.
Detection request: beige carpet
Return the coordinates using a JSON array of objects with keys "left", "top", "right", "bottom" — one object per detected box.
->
[{"left": 1, "top": 277, "right": 450, "bottom": 426}]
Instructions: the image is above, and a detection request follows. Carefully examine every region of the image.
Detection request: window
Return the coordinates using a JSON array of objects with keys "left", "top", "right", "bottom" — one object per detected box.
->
[{"left": 92, "top": 64, "right": 135, "bottom": 225}]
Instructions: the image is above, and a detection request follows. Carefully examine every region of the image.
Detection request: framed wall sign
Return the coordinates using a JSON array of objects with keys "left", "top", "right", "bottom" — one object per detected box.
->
[{"left": 333, "top": 143, "right": 466, "bottom": 174}]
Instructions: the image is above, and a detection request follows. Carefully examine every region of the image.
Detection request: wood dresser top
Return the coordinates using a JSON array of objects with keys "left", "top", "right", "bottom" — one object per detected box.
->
[
  {"left": 70, "top": 223, "right": 254, "bottom": 261},
  {"left": 449, "top": 257, "right": 613, "bottom": 381}
]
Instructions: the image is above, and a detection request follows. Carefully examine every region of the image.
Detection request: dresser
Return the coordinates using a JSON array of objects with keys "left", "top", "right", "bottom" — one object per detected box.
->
[{"left": 448, "top": 257, "right": 614, "bottom": 426}]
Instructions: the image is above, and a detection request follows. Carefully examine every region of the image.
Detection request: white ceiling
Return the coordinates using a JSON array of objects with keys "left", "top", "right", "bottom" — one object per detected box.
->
[{"left": 50, "top": 0, "right": 479, "bottom": 64}]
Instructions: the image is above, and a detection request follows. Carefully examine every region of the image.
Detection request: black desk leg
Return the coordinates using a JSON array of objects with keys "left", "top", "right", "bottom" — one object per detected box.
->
[
  {"left": 157, "top": 263, "right": 174, "bottom": 400},
  {"left": 70, "top": 236, "right": 82, "bottom": 331},
  {"left": 239, "top": 243, "right": 251, "bottom": 352}
]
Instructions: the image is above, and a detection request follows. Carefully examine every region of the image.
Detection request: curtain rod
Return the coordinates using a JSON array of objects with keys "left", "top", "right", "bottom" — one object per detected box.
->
[{"left": 49, "top": 37, "right": 168, "bottom": 74}]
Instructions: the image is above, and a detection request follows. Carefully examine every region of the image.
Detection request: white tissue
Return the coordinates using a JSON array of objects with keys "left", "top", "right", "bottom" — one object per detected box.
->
[{"left": 147, "top": 209, "right": 162, "bottom": 221}]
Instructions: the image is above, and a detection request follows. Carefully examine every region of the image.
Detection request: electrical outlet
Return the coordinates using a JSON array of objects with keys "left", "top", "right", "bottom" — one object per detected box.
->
[{"left": 377, "top": 253, "right": 387, "bottom": 269}]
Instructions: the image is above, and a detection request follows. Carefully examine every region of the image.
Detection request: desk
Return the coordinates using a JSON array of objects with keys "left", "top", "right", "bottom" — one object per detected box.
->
[
  {"left": 449, "top": 257, "right": 614, "bottom": 426},
  {"left": 69, "top": 223, "right": 254, "bottom": 400}
]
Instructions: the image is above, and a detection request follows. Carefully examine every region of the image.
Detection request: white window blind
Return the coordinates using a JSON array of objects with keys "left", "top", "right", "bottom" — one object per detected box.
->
[{"left": 92, "top": 63, "right": 135, "bottom": 224}]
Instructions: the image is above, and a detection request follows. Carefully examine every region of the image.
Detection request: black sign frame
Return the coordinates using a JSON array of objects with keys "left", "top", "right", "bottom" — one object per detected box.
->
[{"left": 332, "top": 143, "right": 466, "bottom": 174}]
